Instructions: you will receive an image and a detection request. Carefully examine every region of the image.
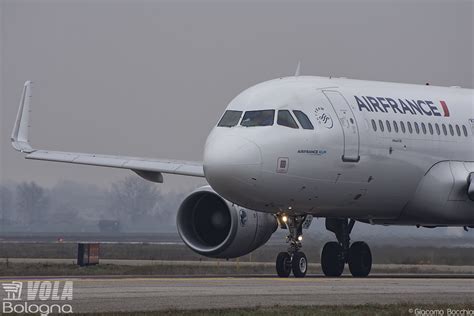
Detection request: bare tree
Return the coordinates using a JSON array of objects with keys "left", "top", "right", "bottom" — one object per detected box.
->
[
  {"left": 49, "top": 180, "right": 108, "bottom": 223},
  {"left": 0, "top": 185, "right": 13, "bottom": 226},
  {"left": 154, "top": 189, "right": 187, "bottom": 225},
  {"left": 108, "top": 176, "right": 161, "bottom": 225},
  {"left": 16, "top": 182, "right": 49, "bottom": 225}
]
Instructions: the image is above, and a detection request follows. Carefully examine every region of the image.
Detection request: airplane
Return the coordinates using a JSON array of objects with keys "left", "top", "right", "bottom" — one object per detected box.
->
[{"left": 11, "top": 71, "right": 474, "bottom": 278}]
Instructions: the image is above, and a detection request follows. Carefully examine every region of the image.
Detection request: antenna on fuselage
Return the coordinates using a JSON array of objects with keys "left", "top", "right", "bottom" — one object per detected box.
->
[{"left": 294, "top": 61, "right": 301, "bottom": 77}]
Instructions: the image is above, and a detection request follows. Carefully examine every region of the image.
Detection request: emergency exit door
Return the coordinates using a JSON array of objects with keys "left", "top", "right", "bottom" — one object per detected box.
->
[{"left": 323, "top": 90, "right": 360, "bottom": 162}]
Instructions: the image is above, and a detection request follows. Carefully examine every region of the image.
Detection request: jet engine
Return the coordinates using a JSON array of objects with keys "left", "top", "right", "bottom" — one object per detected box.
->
[{"left": 177, "top": 186, "right": 277, "bottom": 258}]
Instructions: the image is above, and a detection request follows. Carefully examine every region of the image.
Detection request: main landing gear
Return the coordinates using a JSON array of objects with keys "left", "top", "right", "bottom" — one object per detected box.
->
[
  {"left": 275, "top": 215, "right": 310, "bottom": 278},
  {"left": 321, "top": 218, "right": 372, "bottom": 277}
]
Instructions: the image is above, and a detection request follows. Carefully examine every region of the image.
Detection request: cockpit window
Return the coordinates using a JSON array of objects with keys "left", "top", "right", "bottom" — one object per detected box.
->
[
  {"left": 292, "top": 110, "right": 314, "bottom": 130},
  {"left": 217, "top": 110, "right": 242, "bottom": 127},
  {"left": 277, "top": 110, "right": 299, "bottom": 129},
  {"left": 241, "top": 110, "right": 275, "bottom": 127}
]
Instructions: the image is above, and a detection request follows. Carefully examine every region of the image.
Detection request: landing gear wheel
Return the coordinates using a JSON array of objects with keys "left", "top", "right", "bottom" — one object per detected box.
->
[
  {"left": 292, "top": 252, "right": 307, "bottom": 278},
  {"left": 348, "top": 241, "right": 372, "bottom": 277},
  {"left": 321, "top": 241, "right": 345, "bottom": 277},
  {"left": 276, "top": 252, "right": 292, "bottom": 277}
]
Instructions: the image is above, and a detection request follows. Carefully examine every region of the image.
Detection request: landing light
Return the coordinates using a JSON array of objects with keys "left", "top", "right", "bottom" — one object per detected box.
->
[
  {"left": 298, "top": 235, "right": 303, "bottom": 241},
  {"left": 282, "top": 215, "right": 288, "bottom": 223}
]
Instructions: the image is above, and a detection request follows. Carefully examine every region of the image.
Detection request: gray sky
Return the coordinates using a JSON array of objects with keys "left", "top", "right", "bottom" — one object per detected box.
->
[{"left": 1, "top": 0, "right": 473, "bottom": 191}]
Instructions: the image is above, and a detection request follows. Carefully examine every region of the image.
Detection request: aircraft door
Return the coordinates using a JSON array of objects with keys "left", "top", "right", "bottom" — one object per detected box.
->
[{"left": 323, "top": 90, "right": 360, "bottom": 162}]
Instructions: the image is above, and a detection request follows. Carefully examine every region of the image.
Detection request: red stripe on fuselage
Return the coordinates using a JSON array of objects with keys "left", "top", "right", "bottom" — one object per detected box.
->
[{"left": 440, "top": 100, "right": 450, "bottom": 117}]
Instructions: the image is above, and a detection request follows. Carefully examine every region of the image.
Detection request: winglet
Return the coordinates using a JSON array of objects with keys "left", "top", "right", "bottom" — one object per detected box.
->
[
  {"left": 294, "top": 61, "right": 301, "bottom": 77},
  {"left": 11, "top": 81, "right": 34, "bottom": 153}
]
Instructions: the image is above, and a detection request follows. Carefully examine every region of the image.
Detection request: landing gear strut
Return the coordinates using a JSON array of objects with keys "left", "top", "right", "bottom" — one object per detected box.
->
[
  {"left": 321, "top": 218, "right": 372, "bottom": 277},
  {"left": 275, "top": 215, "right": 309, "bottom": 278}
]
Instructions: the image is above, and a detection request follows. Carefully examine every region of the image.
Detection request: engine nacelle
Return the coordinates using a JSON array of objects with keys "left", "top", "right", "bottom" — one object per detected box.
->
[{"left": 177, "top": 186, "right": 277, "bottom": 258}]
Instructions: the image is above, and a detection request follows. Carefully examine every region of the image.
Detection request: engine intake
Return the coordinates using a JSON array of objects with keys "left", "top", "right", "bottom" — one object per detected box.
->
[{"left": 177, "top": 186, "right": 277, "bottom": 258}]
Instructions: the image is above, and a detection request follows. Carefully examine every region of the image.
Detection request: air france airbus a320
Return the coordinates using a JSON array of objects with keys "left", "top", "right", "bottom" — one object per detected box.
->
[{"left": 11, "top": 70, "right": 474, "bottom": 278}]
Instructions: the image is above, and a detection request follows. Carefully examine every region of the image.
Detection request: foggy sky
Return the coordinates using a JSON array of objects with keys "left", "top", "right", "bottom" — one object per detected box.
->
[{"left": 1, "top": 0, "right": 473, "bottom": 191}]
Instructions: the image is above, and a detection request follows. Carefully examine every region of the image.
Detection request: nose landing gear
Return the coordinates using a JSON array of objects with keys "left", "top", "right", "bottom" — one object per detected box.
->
[
  {"left": 322, "top": 218, "right": 372, "bottom": 277},
  {"left": 276, "top": 252, "right": 292, "bottom": 277},
  {"left": 292, "top": 251, "right": 308, "bottom": 278},
  {"left": 275, "top": 215, "right": 310, "bottom": 278},
  {"left": 274, "top": 216, "right": 372, "bottom": 278}
]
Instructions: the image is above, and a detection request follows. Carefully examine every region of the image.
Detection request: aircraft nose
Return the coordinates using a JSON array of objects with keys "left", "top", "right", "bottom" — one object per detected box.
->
[
  {"left": 203, "top": 135, "right": 262, "bottom": 195},
  {"left": 204, "top": 135, "right": 262, "bottom": 166}
]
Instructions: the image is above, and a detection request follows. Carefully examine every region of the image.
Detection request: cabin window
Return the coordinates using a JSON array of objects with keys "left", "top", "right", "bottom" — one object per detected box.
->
[
  {"left": 407, "top": 122, "right": 413, "bottom": 134},
  {"left": 414, "top": 122, "right": 420, "bottom": 134},
  {"left": 217, "top": 110, "right": 242, "bottom": 127},
  {"left": 400, "top": 121, "right": 406, "bottom": 133},
  {"left": 449, "top": 124, "right": 454, "bottom": 136},
  {"left": 277, "top": 110, "right": 299, "bottom": 129},
  {"left": 378, "top": 120, "right": 384, "bottom": 132},
  {"left": 442, "top": 124, "right": 447, "bottom": 135},
  {"left": 428, "top": 123, "right": 434, "bottom": 135},
  {"left": 371, "top": 119, "right": 377, "bottom": 131},
  {"left": 386, "top": 120, "right": 391, "bottom": 132},
  {"left": 421, "top": 123, "right": 427, "bottom": 134},
  {"left": 463, "top": 125, "right": 468, "bottom": 137},
  {"left": 241, "top": 110, "right": 275, "bottom": 127},
  {"left": 435, "top": 123, "right": 441, "bottom": 135},
  {"left": 293, "top": 111, "right": 314, "bottom": 130},
  {"left": 393, "top": 121, "right": 399, "bottom": 133},
  {"left": 455, "top": 125, "right": 461, "bottom": 136}
]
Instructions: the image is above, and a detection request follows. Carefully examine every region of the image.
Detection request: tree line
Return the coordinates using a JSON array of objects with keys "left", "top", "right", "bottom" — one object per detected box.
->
[{"left": 0, "top": 176, "right": 188, "bottom": 232}]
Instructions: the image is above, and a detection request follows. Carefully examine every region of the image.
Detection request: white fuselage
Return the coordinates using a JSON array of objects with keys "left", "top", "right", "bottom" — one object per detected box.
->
[{"left": 203, "top": 76, "right": 474, "bottom": 226}]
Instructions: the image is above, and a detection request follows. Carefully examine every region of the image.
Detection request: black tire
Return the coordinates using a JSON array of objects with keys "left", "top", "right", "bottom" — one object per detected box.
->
[
  {"left": 292, "top": 252, "right": 308, "bottom": 278},
  {"left": 348, "top": 241, "right": 372, "bottom": 277},
  {"left": 276, "top": 252, "right": 292, "bottom": 277},
  {"left": 321, "top": 241, "right": 345, "bottom": 277}
]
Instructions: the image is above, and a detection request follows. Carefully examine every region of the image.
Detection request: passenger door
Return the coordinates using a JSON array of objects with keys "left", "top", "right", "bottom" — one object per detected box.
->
[{"left": 323, "top": 90, "right": 360, "bottom": 162}]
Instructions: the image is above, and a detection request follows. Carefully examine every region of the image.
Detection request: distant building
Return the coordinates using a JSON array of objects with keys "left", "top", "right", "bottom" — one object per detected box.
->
[{"left": 98, "top": 219, "right": 121, "bottom": 233}]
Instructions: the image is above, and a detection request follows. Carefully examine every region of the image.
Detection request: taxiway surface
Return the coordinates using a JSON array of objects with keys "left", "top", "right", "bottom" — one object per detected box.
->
[{"left": 2, "top": 276, "right": 472, "bottom": 312}]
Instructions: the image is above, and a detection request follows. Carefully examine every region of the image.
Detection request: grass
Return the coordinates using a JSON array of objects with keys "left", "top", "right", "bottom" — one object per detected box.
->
[
  {"left": 1, "top": 243, "right": 474, "bottom": 265},
  {"left": 60, "top": 303, "right": 474, "bottom": 316}
]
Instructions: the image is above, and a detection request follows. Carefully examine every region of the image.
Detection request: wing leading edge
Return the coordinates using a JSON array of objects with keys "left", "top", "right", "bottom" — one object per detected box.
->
[{"left": 11, "top": 81, "right": 205, "bottom": 182}]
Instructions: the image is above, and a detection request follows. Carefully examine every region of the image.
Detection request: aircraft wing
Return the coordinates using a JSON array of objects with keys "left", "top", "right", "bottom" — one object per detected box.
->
[{"left": 11, "top": 81, "right": 205, "bottom": 182}]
